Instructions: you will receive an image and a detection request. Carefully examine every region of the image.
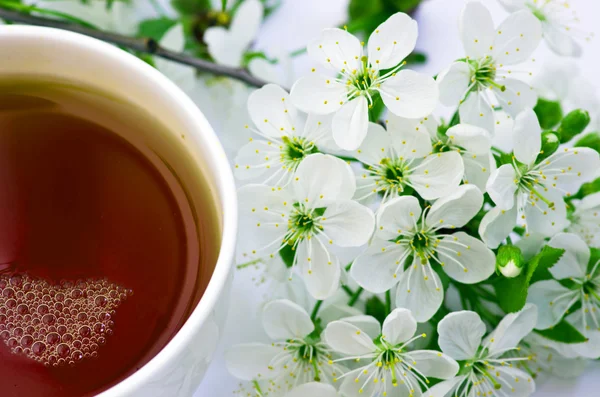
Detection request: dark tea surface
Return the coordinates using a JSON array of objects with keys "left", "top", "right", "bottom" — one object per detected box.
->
[{"left": 0, "top": 80, "right": 219, "bottom": 396}]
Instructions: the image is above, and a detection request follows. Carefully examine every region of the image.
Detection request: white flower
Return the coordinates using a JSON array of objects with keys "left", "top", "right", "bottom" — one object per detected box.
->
[
  {"left": 284, "top": 383, "right": 338, "bottom": 397},
  {"left": 498, "top": 0, "right": 592, "bottom": 57},
  {"left": 323, "top": 309, "right": 459, "bottom": 397},
  {"left": 234, "top": 84, "right": 335, "bottom": 186},
  {"left": 205, "top": 0, "right": 264, "bottom": 67},
  {"left": 351, "top": 185, "right": 496, "bottom": 322},
  {"left": 437, "top": 1, "right": 542, "bottom": 133},
  {"left": 290, "top": 13, "right": 438, "bottom": 151},
  {"left": 353, "top": 120, "right": 464, "bottom": 204},
  {"left": 479, "top": 108, "right": 600, "bottom": 248},
  {"left": 226, "top": 300, "right": 344, "bottom": 394},
  {"left": 432, "top": 122, "right": 496, "bottom": 192},
  {"left": 511, "top": 332, "right": 589, "bottom": 379},
  {"left": 238, "top": 154, "right": 375, "bottom": 299},
  {"left": 527, "top": 232, "right": 600, "bottom": 358},
  {"left": 568, "top": 192, "right": 600, "bottom": 248},
  {"left": 429, "top": 304, "right": 538, "bottom": 397}
]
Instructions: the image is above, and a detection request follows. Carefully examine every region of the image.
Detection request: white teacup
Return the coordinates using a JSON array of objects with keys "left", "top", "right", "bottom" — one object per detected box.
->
[{"left": 0, "top": 26, "right": 237, "bottom": 396}]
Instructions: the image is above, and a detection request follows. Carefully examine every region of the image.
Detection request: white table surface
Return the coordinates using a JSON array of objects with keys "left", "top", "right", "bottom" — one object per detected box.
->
[{"left": 195, "top": 0, "right": 600, "bottom": 395}]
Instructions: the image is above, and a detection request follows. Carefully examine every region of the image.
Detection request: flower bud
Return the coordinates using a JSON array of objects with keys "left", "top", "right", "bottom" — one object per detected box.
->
[
  {"left": 558, "top": 109, "right": 591, "bottom": 143},
  {"left": 496, "top": 245, "right": 524, "bottom": 278},
  {"left": 534, "top": 98, "right": 563, "bottom": 129},
  {"left": 575, "top": 132, "right": 600, "bottom": 153},
  {"left": 536, "top": 131, "right": 560, "bottom": 162}
]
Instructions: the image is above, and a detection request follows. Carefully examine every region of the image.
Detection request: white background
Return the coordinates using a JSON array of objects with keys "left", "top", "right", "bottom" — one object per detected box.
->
[{"left": 195, "top": 0, "right": 600, "bottom": 395}]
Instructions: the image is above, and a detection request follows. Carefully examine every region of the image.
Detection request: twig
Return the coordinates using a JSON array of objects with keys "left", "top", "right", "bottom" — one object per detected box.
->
[{"left": 0, "top": 8, "right": 269, "bottom": 88}]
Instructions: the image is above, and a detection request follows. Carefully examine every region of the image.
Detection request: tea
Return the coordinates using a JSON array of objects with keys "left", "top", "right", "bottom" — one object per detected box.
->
[{"left": 0, "top": 80, "right": 220, "bottom": 396}]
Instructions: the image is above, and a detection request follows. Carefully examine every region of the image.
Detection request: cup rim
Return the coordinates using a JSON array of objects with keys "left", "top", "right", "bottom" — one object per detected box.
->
[{"left": 0, "top": 25, "right": 238, "bottom": 396}]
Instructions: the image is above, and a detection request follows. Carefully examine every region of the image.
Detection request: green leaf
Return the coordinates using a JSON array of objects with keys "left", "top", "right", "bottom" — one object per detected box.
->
[
  {"left": 279, "top": 245, "right": 295, "bottom": 269},
  {"left": 383, "top": 0, "right": 422, "bottom": 12},
  {"left": 171, "top": 0, "right": 211, "bottom": 15},
  {"left": 535, "top": 320, "right": 587, "bottom": 344},
  {"left": 365, "top": 296, "right": 387, "bottom": 324},
  {"left": 534, "top": 98, "right": 563, "bottom": 130},
  {"left": 349, "top": 0, "right": 384, "bottom": 21},
  {"left": 404, "top": 51, "right": 427, "bottom": 66},
  {"left": 494, "top": 246, "right": 564, "bottom": 313},
  {"left": 137, "top": 17, "right": 178, "bottom": 42},
  {"left": 368, "top": 95, "right": 386, "bottom": 122}
]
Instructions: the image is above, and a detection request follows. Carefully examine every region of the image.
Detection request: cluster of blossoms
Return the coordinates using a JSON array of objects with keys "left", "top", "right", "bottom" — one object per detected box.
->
[{"left": 224, "top": 1, "right": 600, "bottom": 396}]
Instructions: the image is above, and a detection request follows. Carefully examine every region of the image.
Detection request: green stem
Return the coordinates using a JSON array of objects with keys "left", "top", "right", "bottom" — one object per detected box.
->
[
  {"left": 341, "top": 285, "right": 354, "bottom": 297},
  {"left": 310, "top": 300, "right": 324, "bottom": 322},
  {"left": 385, "top": 290, "right": 392, "bottom": 315},
  {"left": 348, "top": 287, "right": 364, "bottom": 306},
  {"left": 491, "top": 146, "right": 507, "bottom": 156},
  {"left": 252, "top": 380, "right": 264, "bottom": 395},
  {"left": 289, "top": 47, "right": 307, "bottom": 58}
]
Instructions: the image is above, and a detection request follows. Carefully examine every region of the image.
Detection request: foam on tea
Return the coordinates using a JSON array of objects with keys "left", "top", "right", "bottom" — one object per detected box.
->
[{"left": 0, "top": 79, "right": 220, "bottom": 396}]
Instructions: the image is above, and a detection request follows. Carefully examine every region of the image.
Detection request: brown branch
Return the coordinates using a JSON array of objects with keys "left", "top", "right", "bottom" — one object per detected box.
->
[{"left": 0, "top": 8, "right": 269, "bottom": 88}]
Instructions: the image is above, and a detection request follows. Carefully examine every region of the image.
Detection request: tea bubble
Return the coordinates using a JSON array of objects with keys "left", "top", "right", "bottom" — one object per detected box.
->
[{"left": 0, "top": 273, "right": 130, "bottom": 367}]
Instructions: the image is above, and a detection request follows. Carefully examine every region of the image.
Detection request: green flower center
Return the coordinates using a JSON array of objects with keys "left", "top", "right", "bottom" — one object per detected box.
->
[
  {"left": 468, "top": 58, "right": 504, "bottom": 92},
  {"left": 284, "top": 206, "right": 325, "bottom": 247},
  {"left": 377, "top": 157, "right": 410, "bottom": 190},
  {"left": 282, "top": 136, "right": 318, "bottom": 167}
]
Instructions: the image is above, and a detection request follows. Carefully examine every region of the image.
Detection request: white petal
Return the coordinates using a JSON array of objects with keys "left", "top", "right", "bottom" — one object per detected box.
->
[
  {"left": 479, "top": 205, "right": 518, "bottom": 249},
  {"left": 340, "top": 315, "right": 382, "bottom": 340},
  {"left": 379, "top": 70, "right": 439, "bottom": 119},
  {"left": 285, "top": 383, "right": 338, "bottom": 397},
  {"left": 321, "top": 200, "right": 375, "bottom": 247},
  {"left": 527, "top": 280, "right": 576, "bottom": 330},
  {"left": 547, "top": 233, "right": 589, "bottom": 280},
  {"left": 524, "top": 188, "right": 569, "bottom": 237},
  {"left": 354, "top": 122, "right": 392, "bottom": 165},
  {"left": 290, "top": 75, "right": 348, "bottom": 115},
  {"left": 293, "top": 153, "right": 356, "bottom": 207},
  {"left": 225, "top": 343, "right": 280, "bottom": 381},
  {"left": 484, "top": 304, "right": 538, "bottom": 356},
  {"left": 410, "top": 152, "right": 464, "bottom": 201},
  {"left": 376, "top": 196, "right": 421, "bottom": 241},
  {"left": 493, "top": 10, "right": 543, "bottom": 65},
  {"left": 463, "top": 153, "right": 494, "bottom": 192},
  {"left": 512, "top": 108, "right": 542, "bottom": 166},
  {"left": 237, "top": 185, "right": 291, "bottom": 254},
  {"left": 307, "top": 28, "right": 363, "bottom": 71},
  {"left": 388, "top": 114, "right": 434, "bottom": 158},
  {"left": 515, "top": 232, "right": 546, "bottom": 260},
  {"left": 323, "top": 321, "right": 377, "bottom": 355},
  {"left": 437, "top": 232, "right": 496, "bottom": 284},
  {"left": 395, "top": 259, "right": 444, "bottom": 322},
  {"left": 495, "top": 79, "right": 537, "bottom": 119},
  {"left": 382, "top": 308, "right": 417, "bottom": 345},
  {"left": 302, "top": 113, "right": 335, "bottom": 148},
  {"left": 495, "top": 367, "right": 536, "bottom": 396},
  {"left": 426, "top": 185, "right": 483, "bottom": 229},
  {"left": 234, "top": 140, "right": 283, "bottom": 182},
  {"left": 459, "top": 1, "right": 496, "bottom": 59},
  {"left": 408, "top": 350, "right": 459, "bottom": 379},
  {"left": 426, "top": 376, "right": 465, "bottom": 397},
  {"left": 459, "top": 91, "right": 495, "bottom": 134},
  {"left": 437, "top": 311, "right": 485, "bottom": 360},
  {"left": 156, "top": 25, "right": 197, "bottom": 88},
  {"left": 539, "top": 147, "right": 600, "bottom": 193},
  {"left": 543, "top": 22, "right": 582, "bottom": 57},
  {"left": 351, "top": 240, "right": 408, "bottom": 293},
  {"left": 577, "top": 192, "right": 600, "bottom": 213},
  {"left": 486, "top": 164, "right": 518, "bottom": 210},
  {"left": 332, "top": 96, "right": 370, "bottom": 150},
  {"left": 437, "top": 62, "right": 471, "bottom": 106},
  {"left": 497, "top": 0, "right": 527, "bottom": 12},
  {"left": 247, "top": 84, "right": 299, "bottom": 138},
  {"left": 367, "top": 12, "right": 417, "bottom": 70},
  {"left": 298, "top": 240, "right": 341, "bottom": 300},
  {"left": 262, "top": 299, "right": 314, "bottom": 340},
  {"left": 447, "top": 124, "right": 492, "bottom": 154}
]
